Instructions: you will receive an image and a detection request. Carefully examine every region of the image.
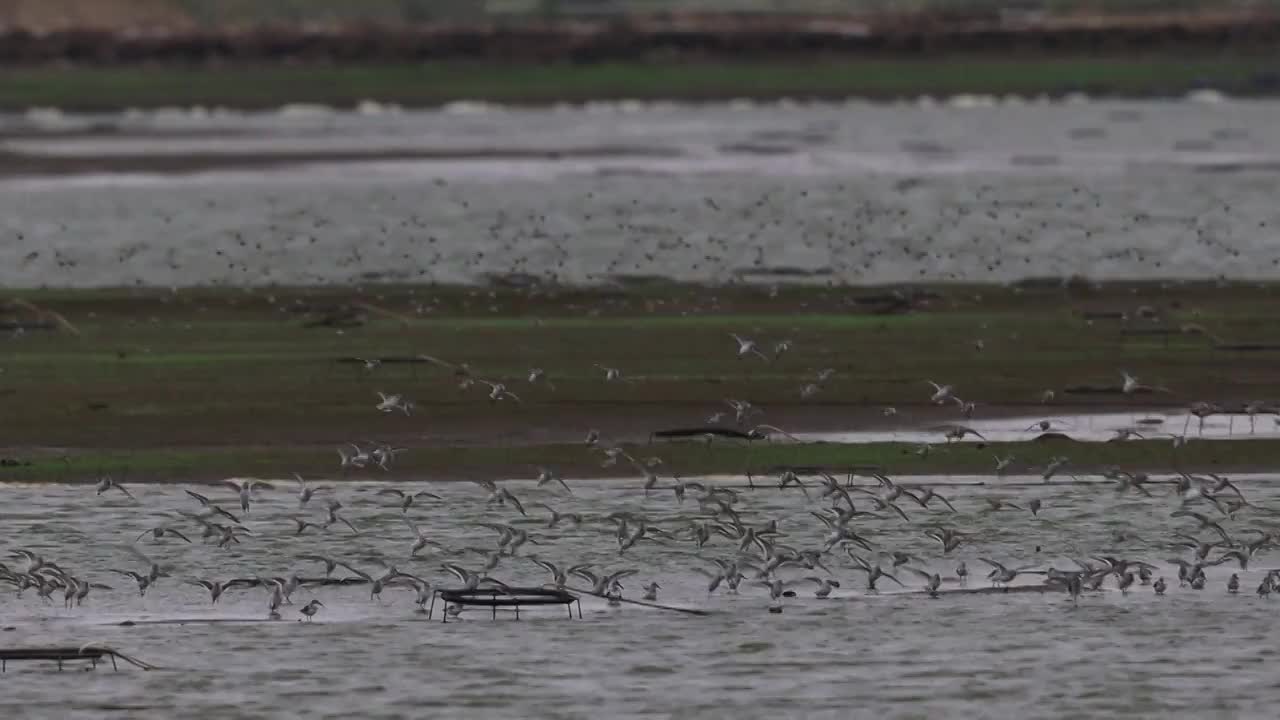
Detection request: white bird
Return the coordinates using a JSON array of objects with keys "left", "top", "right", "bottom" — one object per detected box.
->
[
  {"left": 479, "top": 380, "right": 521, "bottom": 403},
  {"left": 594, "top": 364, "right": 622, "bottom": 381},
  {"left": 1121, "top": 372, "right": 1169, "bottom": 395},
  {"left": 375, "top": 392, "right": 413, "bottom": 415},
  {"left": 994, "top": 455, "right": 1015, "bottom": 475},
  {"left": 729, "top": 333, "right": 769, "bottom": 361},
  {"left": 222, "top": 478, "right": 274, "bottom": 513},
  {"left": 527, "top": 368, "right": 556, "bottom": 390},
  {"left": 95, "top": 474, "right": 135, "bottom": 500},
  {"left": 535, "top": 467, "right": 572, "bottom": 493},
  {"left": 293, "top": 473, "right": 330, "bottom": 506},
  {"left": 369, "top": 444, "right": 407, "bottom": 471},
  {"left": 1042, "top": 457, "right": 1070, "bottom": 482},
  {"left": 338, "top": 444, "right": 372, "bottom": 471},
  {"left": 926, "top": 381, "right": 955, "bottom": 404}
]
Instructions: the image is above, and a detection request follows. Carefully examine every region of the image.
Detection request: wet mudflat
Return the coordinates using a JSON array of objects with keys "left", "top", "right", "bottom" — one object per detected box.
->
[{"left": 3, "top": 97, "right": 1280, "bottom": 288}]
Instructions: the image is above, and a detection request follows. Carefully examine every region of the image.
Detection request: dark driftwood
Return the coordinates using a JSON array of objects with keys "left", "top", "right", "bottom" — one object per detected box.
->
[
  {"left": 335, "top": 356, "right": 438, "bottom": 365},
  {"left": 651, "top": 427, "right": 754, "bottom": 440},
  {"left": 1062, "top": 384, "right": 1125, "bottom": 394},
  {"left": 1215, "top": 343, "right": 1280, "bottom": 352}
]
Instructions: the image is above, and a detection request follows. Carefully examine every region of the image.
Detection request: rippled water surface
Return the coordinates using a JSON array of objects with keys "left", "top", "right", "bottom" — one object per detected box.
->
[
  {"left": 4, "top": 97, "right": 1280, "bottom": 287},
  {"left": 4, "top": 476, "right": 1280, "bottom": 719}
]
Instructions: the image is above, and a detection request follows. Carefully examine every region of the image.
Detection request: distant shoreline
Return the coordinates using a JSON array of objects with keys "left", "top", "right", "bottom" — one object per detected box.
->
[
  {"left": 1, "top": 55, "right": 1277, "bottom": 112},
  {"left": 2, "top": 10, "right": 1280, "bottom": 110}
]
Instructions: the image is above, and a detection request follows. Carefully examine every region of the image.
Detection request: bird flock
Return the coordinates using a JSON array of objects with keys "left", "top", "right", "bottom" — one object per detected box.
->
[{"left": 6, "top": 330, "right": 1280, "bottom": 623}]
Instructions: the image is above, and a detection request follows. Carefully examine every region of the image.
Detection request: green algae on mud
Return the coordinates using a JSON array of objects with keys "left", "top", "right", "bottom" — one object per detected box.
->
[
  {"left": 0, "top": 56, "right": 1274, "bottom": 111},
  {"left": 4, "top": 438, "right": 1280, "bottom": 484}
]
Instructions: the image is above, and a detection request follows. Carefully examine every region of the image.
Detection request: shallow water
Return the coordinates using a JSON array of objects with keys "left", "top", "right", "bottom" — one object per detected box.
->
[
  {"left": 4, "top": 97, "right": 1280, "bottom": 287},
  {"left": 3, "top": 476, "right": 1280, "bottom": 718},
  {"left": 801, "top": 410, "right": 1280, "bottom": 444}
]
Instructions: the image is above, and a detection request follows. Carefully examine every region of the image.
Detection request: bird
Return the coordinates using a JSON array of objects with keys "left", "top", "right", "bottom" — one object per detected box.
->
[
  {"left": 594, "top": 364, "right": 622, "bottom": 382},
  {"left": 299, "top": 599, "right": 324, "bottom": 622},
  {"left": 1042, "top": 457, "right": 1070, "bottom": 482},
  {"left": 377, "top": 488, "right": 442, "bottom": 513},
  {"left": 926, "top": 381, "right": 956, "bottom": 404},
  {"left": 135, "top": 526, "right": 192, "bottom": 544},
  {"left": 535, "top": 502, "right": 583, "bottom": 529},
  {"left": 338, "top": 444, "right": 372, "bottom": 472},
  {"left": 904, "top": 568, "right": 942, "bottom": 597},
  {"left": 994, "top": 455, "right": 1015, "bottom": 475},
  {"left": 479, "top": 380, "right": 521, "bottom": 403},
  {"left": 527, "top": 368, "right": 556, "bottom": 390},
  {"left": 322, "top": 499, "right": 359, "bottom": 534},
  {"left": 1121, "top": 372, "right": 1170, "bottom": 395},
  {"left": 805, "top": 577, "right": 841, "bottom": 598},
  {"left": 535, "top": 467, "right": 573, "bottom": 493},
  {"left": 642, "top": 582, "right": 661, "bottom": 601},
  {"left": 293, "top": 473, "right": 331, "bottom": 506},
  {"left": 188, "top": 578, "right": 250, "bottom": 605},
  {"left": 95, "top": 474, "right": 135, "bottom": 500},
  {"left": 297, "top": 555, "right": 341, "bottom": 578},
  {"left": 729, "top": 334, "right": 769, "bottom": 361},
  {"left": 221, "top": 478, "right": 274, "bottom": 514},
  {"left": 375, "top": 392, "right": 413, "bottom": 415},
  {"left": 291, "top": 518, "right": 326, "bottom": 536}
]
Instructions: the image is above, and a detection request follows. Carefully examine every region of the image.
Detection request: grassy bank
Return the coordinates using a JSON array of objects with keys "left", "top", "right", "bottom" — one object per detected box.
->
[
  {"left": 3, "top": 281, "right": 1280, "bottom": 481},
  {"left": 0, "top": 56, "right": 1274, "bottom": 110},
  {"left": 1, "top": 437, "right": 1274, "bottom": 484}
]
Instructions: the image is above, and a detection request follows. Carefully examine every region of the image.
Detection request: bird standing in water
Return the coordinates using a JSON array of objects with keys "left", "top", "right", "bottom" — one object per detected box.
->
[{"left": 300, "top": 599, "right": 324, "bottom": 622}]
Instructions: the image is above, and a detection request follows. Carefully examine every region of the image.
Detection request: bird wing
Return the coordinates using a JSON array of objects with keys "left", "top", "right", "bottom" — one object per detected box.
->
[
  {"left": 529, "top": 558, "right": 559, "bottom": 575},
  {"left": 904, "top": 567, "right": 934, "bottom": 582},
  {"left": 503, "top": 491, "right": 527, "bottom": 516},
  {"left": 605, "top": 569, "right": 638, "bottom": 585},
  {"left": 335, "top": 561, "right": 372, "bottom": 582},
  {"left": 184, "top": 490, "right": 212, "bottom": 506}
]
